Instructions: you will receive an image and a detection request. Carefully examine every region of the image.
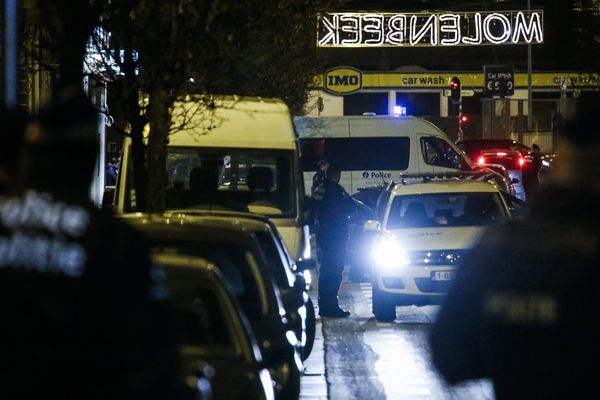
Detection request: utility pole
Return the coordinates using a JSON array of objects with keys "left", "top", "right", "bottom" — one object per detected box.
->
[{"left": 2, "top": 0, "right": 19, "bottom": 107}]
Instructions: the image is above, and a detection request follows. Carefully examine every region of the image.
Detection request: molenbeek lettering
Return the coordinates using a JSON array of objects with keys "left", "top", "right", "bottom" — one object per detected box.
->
[{"left": 318, "top": 11, "right": 543, "bottom": 48}]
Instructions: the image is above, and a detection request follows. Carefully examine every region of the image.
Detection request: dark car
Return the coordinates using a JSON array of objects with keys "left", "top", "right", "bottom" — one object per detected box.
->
[
  {"left": 456, "top": 138, "right": 531, "bottom": 158},
  {"left": 235, "top": 213, "right": 317, "bottom": 362},
  {"left": 457, "top": 139, "right": 529, "bottom": 200},
  {"left": 177, "top": 210, "right": 317, "bottom": 362},
  {"left": 151, "top": 252, "right": 275, "bottom": 400},
  {"left": 123, "top": 214, "right": 302, "bottom": 400}
]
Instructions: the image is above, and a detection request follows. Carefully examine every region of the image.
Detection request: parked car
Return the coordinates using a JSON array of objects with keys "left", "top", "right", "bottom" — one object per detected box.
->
[
  {"left": 363, "top": 178, "right": 513, "bottom": 321},
  {"left": 457, "top": 139, "right": 528, "bottom": 201},
  {"left": 456, "top": 138, "right": 531, "bottom": 158},
  {"left": 151, "top": 252, "right": 275, "bottom": 400},
  {"left": 179, "top": 210, "right": 317, "bottom": 361},
  {"left": 123, "top": 214, "right": 302, "bottom": 400}
]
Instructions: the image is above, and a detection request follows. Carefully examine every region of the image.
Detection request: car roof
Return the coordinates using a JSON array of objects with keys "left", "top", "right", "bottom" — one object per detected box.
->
[
  {"left": 391, "top": 179, "right": 500, "bottom": 196},
  {"left": 165, "top": 209, "right": 274, "bottom": 229},
  {"left": 120, "top": 212, "right": 269, "bottom": 243}
]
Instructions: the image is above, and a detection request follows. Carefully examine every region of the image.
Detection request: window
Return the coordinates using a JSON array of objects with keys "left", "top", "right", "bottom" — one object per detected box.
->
[
  {"left": 343, "top": 92, "right": 388, "bottom": 116},
  {"left": 152, "top": 242, "right": 267, "bottom": 318},
  {"left": 162, "top": 147, "right": 295, "bottom": 217},
  {"left": 300, "top": 137, "right": 410, "bottom": 172},
  {"left": 255, "top": 231, "right": 296, "bottom": 288},
  {"left": 421, "top": 137, "right": 469, "bottom": 169},
  {"left": 164, "top": 278, "right": 233, "bottom": 347},
  {"left": 386, "top": 192, "right": 508, "bottom": 229}
]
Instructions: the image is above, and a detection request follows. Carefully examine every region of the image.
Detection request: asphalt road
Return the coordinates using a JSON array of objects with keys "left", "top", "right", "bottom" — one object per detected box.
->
[{"left": 301, "top": 277, "right": 495, "bottom": 400}]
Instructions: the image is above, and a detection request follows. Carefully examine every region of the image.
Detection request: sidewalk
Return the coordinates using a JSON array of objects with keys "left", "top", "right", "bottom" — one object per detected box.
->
[{"left": 300, "top": 301, "right": 327, "bottom": 400}]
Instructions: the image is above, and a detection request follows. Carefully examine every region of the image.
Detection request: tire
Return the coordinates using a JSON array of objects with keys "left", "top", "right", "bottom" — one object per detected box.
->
[
  {"left": 372, "top": 285, "right": 396, "bottom": 321},
  {"left": 302, "top": 297, "right": 316, "bottom": 361}
]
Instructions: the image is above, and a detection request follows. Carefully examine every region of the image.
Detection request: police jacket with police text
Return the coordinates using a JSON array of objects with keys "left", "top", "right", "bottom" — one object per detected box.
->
[
  {"left": 429, "top": 185, "right": 600, "bottom": 400},
  {"left": 0, "top": 190, "right": 177, "bottom": 399}
]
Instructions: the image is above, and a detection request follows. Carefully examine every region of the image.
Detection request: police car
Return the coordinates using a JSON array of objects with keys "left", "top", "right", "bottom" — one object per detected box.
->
[{"left": 364, "top": 177, "right": 512, "bottom": 321}]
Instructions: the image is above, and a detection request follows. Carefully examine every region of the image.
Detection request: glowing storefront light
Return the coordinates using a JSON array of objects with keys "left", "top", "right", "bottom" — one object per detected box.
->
[{"left": 317, "top": 10, "right": 544, "bottom": 48}]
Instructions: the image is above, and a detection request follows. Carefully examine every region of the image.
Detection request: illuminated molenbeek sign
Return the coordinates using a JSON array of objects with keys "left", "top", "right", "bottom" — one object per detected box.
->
[{"left": 317, "top": 10, "right": 543, "bottom": 48}]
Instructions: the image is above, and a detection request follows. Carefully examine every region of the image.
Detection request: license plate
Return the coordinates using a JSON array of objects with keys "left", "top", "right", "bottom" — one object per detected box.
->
[{"left": 431, "top": 271, "right": 456, "bottom": 281}]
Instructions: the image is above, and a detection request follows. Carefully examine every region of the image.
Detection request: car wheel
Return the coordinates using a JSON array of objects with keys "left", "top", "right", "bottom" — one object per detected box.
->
[
  {"left": 302, "top": 297, "right": 316, "bottom": 361},
  {"left": 372, "top": 285, "right": 396, "bottom": 322}
]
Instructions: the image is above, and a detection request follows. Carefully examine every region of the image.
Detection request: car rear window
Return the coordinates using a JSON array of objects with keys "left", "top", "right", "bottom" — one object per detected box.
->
[{"left": 151, "top": 242, "right": 266, "bottom": 318}]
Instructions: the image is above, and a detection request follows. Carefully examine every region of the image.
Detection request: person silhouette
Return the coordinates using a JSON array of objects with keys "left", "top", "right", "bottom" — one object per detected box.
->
[
  {"left": 430, "top": 100, "right": 600, "bottom": 400},
  {"left": 0, "top": 86, "right": 178, "bottom": 399}
]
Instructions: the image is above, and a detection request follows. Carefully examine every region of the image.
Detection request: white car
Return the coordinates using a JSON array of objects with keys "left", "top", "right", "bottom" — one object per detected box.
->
[{"left": 365, "top": 178, "right": 512, "bottom": 321}]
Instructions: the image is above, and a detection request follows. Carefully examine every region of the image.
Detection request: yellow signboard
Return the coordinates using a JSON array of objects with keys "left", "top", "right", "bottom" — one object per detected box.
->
[
  {"left": 323, "top": 66, "right": 363, "bottom": 95},
  {"left": 315, "top": 70, "right": 600, "bottom": 92}
]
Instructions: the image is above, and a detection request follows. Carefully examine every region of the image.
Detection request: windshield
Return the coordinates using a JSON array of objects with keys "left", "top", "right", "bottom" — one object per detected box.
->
[
  {"left": 386, "top": 192, "right": 508, "bottom": 229},
  {"left": 163, "top": 147, "right": 296, "bottom": 217}
]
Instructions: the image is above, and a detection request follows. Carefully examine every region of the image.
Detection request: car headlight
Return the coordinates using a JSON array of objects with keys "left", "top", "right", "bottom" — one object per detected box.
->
[{"left": 372, "top": 236, "right": 410, "bottom": 272}]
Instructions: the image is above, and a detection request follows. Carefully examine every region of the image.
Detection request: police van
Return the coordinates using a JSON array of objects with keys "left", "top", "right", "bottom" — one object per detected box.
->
[
  {"left": 115, "top": 96, "right": 311, "bottom": 263},
  {"left": 294, "top": 115, "right": 473, "bottom": 195}
]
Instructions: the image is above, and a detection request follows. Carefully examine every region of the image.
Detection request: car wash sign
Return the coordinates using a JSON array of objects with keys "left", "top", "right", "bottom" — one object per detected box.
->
[{"left": 317, "top": 10, "right": 543, "bottom": 48}]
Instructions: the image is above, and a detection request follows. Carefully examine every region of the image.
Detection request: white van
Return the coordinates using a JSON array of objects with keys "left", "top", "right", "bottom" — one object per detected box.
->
[
  {"left": 293, "top": 115, "right": 472, "bottom": 195},
  {"left": 115, "top": 96, "right": 311, "bottom": 262}
]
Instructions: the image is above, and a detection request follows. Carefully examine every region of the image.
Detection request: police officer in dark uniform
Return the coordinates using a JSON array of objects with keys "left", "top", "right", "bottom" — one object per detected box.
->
[
  {"left": 311, "top": 158, "right": 329, "bottom": 200},
  {"left": 523, "top": 143, "right": 543, "bottom": 201},
  {"left": 429, "top": 101, "right": 600, "bottom": 400},
  {"left": 0, "top": 88, "right": 178, "bottom": 399},
  {"left": 314, "top": 161, "right": 355, "bottom": 318}
]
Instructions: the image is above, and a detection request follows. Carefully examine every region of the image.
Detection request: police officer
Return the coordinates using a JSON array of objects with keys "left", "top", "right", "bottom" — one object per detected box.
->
[
  {"left": 429, "top": 100, "right": 600, "bottom": 400},
  {"left": 0, "top": 88, "right": 178, "bottom": 399},
  {"left": 311, "top": 158, "right": 329, "bottom": 200},
  {"left": 523, "top": 143, "right": 542, "bottom": 201},
  {"left": 315, "top": 161, "right": 355, "bottom": 318}
]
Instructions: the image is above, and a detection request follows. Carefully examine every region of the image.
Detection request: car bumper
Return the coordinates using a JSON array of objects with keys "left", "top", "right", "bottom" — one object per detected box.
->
[{"left": 375, "top": 265, "right": 456, "bottom": 297}]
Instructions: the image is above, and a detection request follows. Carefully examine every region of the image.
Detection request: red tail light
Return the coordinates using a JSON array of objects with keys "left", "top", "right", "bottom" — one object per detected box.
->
[
  {"left": 496, "top": 151, "right": 507, "bottom": 156},
  {"left": 477, "top": 156, "right": 485, "bottom": 165},
  {"left": 518, "top": 157, "right": 524, "bottom": 167}
]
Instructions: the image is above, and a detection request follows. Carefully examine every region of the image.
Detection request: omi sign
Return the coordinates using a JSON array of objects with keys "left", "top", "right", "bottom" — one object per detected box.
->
[{"left": 317, "top": 10, "right": 543, "bottom": 48}]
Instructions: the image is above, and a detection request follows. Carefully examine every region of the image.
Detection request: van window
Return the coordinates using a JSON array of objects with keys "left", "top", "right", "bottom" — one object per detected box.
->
[
  {"left": 421, "top": 137, "right": 469, "bottom": 169},
  {"left": 160, "top": 147, "right": 295, "bottom": 217},
  {"left": 300, "top": 137, "right": 410, "bottom": 171}
]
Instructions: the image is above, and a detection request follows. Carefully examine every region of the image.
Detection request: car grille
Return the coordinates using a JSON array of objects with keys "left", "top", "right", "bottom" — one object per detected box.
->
[
  {"left": 407, "top": 250, "right": 468, "bottom": 266},
  {"left": 414, "top": 278, "right": 453, "bottom": 293}
]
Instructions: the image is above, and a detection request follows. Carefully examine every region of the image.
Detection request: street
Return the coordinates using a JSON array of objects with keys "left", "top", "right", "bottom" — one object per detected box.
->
[{"left": 301, "top": 276, "right": 495, "bottom": 400}]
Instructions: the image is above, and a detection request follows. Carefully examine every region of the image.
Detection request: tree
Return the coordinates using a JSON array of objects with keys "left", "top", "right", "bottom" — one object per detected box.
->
[{"left": 24, "top": 0, "right": 329, "bottom": 211}]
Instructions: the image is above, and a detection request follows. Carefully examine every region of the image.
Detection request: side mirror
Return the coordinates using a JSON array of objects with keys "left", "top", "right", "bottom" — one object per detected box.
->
[
  {"left": 363, "top": 220, "right": 381, "bottom": 232},
  {"left": 296, "top": 258, "right": 316, "bottom": 271}
]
